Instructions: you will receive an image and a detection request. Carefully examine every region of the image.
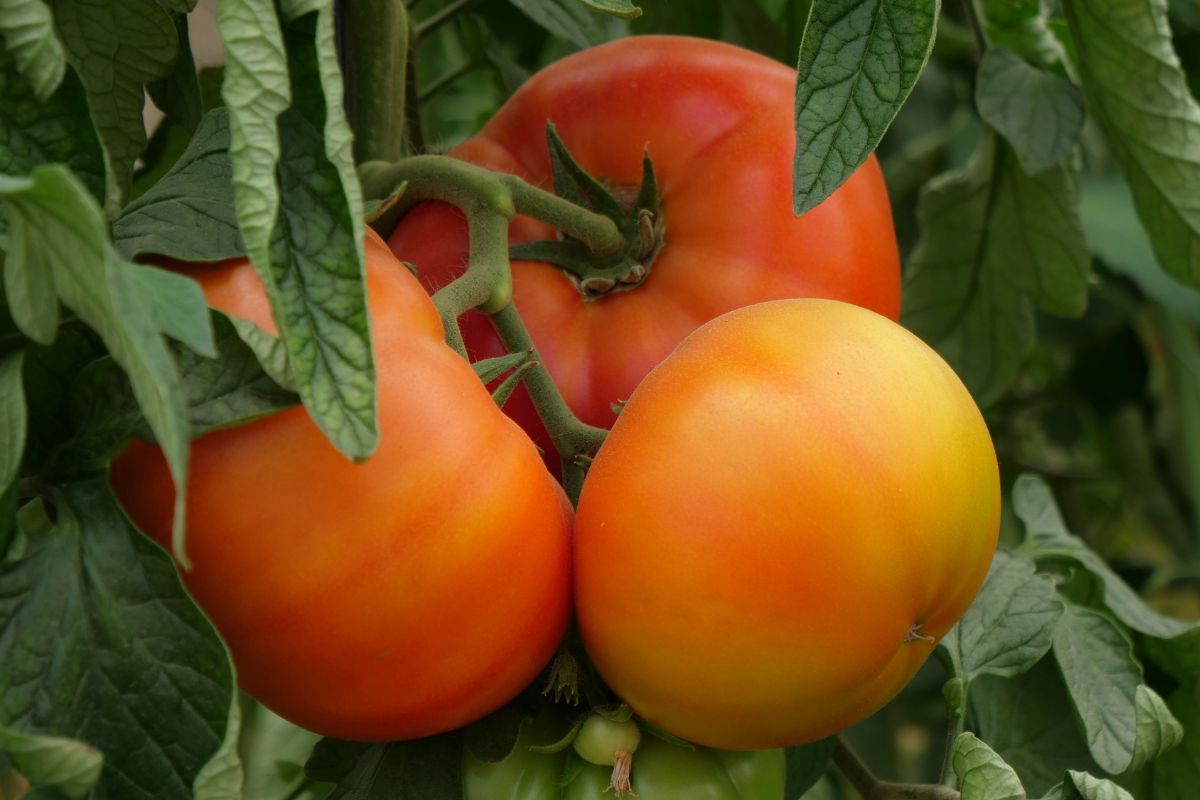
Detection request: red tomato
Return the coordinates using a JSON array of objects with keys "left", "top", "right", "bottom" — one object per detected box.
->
[
  {"left": 574, "top": 300, "right": 1000, "bottom": 750},
  {"left": 110, "top": 231, "right": 572, "bottom": 741},
  {"left": 388, "top": 35, "right": 900, "bottom": 459}
]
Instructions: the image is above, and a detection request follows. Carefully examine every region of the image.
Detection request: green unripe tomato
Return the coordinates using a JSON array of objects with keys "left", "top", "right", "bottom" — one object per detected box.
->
[
  {"left": 573, "top": 714, "right": 642, "bottom": 766},
  {"left": 712, "top": 748, "right": 787, "bottom": 799},
  {"left": 463, "top": 712, "right": 565, "bottom": 800}
]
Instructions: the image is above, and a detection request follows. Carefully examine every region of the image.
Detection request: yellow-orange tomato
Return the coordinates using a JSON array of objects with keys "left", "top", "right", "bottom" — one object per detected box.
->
[
  {"left": 111, "top": 231, "right": 572, "bottom": 741},
  {"left": 574, "top": 299, "right": 999, "bottom": 750}
]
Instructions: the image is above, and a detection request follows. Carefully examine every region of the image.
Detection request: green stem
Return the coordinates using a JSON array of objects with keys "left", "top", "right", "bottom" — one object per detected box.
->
[
  {"left": 343, "top": 0, "right": 410, "bottom": 163},
  {"left": 414, "top": 0, "right": 480, "bottom": 42},
  {"left": 939, "top": 697, "right": 967, "bottom": 786},
  {"left": 500, "top": 174, "right": 623, "bottom": 257},
  {"left": 833, "top": 738, "right": 961, "bottom": 800},
  {"left": 491, "top": 304, "right": 608, "bottom": 497},
  {"left": 960, "top": 0, "right": 988, "bottom": 52},
  {"left": 359, "top": 157, "right": 621, "bottom": 256},
  {"left": 419, "top": 59, "right": 476, "bottom": 102},
  {"left": 358, "top": 157, "right": 612, "bottom": 484}
]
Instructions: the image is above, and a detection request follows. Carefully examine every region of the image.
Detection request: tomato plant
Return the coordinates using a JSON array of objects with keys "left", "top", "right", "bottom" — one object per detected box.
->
[
  {"left": 575, "top": 300, "right": 1000, "bottom": 750},
  {"left": 110, "top": 231, "right": 573, "bottom": 741},
  {"left": 388, "top": 35, "right": 900, "bottom": 457},
  {"left": 3, "top": 0, "right": 1200, "bottom": 799}
]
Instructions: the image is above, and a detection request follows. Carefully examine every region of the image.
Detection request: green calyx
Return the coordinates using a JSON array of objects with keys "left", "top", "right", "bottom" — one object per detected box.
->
[{"left": 509, "top": 123, "right": 665, "bottom": 299}]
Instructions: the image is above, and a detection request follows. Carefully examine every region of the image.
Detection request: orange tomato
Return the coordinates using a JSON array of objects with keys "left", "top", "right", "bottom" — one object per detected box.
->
[
  {"left": 574, "top": 300, "right": 999, "bottom": 749},
  {"left": 111, "top": 232, "right": 572, "bottom": 741}
]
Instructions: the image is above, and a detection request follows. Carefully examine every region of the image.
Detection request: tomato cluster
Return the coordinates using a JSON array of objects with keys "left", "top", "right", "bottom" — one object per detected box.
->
[{"left": 110, "top": 33, "right": 998, "bottom": 788}]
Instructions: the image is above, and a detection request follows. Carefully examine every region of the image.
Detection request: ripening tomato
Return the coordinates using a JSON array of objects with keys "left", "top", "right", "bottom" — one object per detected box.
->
[
  {"left": 110, "top": 231, "right": 572, "bottom": 741},
  {"left": 574, "top": 300, "right": 1000, "bottom": 750},
  {"left": 388, "top": 35, "right": 900, "bottom": 460}
]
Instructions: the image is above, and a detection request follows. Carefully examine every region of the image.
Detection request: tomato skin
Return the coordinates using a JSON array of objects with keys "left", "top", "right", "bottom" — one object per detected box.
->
[
  {"left": 388, "top": 36, "right": 900, "bottom": 457},
  {"left": 574, "top": 299, "right": 1000, "bottom": 750},
  {"left": 110, "top": 231, "right": 573, "bottom": 741}
]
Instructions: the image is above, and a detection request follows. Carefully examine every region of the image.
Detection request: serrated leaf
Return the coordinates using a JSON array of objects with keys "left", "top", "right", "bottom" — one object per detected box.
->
[
  {"left": 0, "top": 483, "right": 235, "bottom": 799},
  {"left": 1052, "top": 604, "right": 1140, "bottom": 774},
  {"left": 940, "top": 550, "right": 1063, "bottom": 682},
  {"left": 218, "top": 4, "right": 376, "bottom": 461},
  {"left": 1013, "top": 475, "right": 1197, "bottom": 641},
  {"left": 0, "top": 0, "right": 65, "bottom": 100},
  {"left": 148, "top": 10, "right": 202, "bottom": 135},
  {"left": 975, "top": 47, "right": 1084, "bottom": 173},
  {"left": 0, "top": 726, "right": 102, "bottom": 799},
  {"left": 783, "top": 738, "right": 836, "bottom": 798},
  {"left": 792, "top": 0, "right": 938, "bottom": 214},
  {"left": 902, "top": 133, "right": 1090, "bottom": 405},
  {"left": 972, "top": 658, "right": 1099, "bottom": 797},
  {"left": 0, "top": 165, "right": 192, "bottom": 561},
  {"left": 952, "top": 732, "right": 1027, "bottom": 800},
  {"left": 47, "top": 0, "right": 180, "bottom": 213},
  {"left": 577, "top": 0, "right": 641, "bottom": 19},
  {"left": 1063, "top": 0, "right": 1200, "bottom": 287},
  {"left": 1125, "top": 685, "right": 1182, "bottom": 773},
  {"left": 129, "top": 264, "right": 215, "bottom": 358},
  {"left": 506, "top": 0, "right": 608, "bottom": 48},
  {"left": 0, "top": 45, "right": 103, "bottom": 198},
  {"left": 1150, "top": 682, "right": 1200, "bottom": 800},
  {"left": 305, "top": 736, "right": 463, "bottom": 799},
  {"left": 0, "top": 351, "right": 26, "bottom": 494},
  {"left": 112, "top": 108, "right": 244, "bottom": 262}
]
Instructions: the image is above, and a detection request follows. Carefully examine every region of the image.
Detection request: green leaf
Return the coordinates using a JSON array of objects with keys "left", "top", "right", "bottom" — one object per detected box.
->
[
  {"left": 2, "top": 217, "right": 58, "bottom": 343},
  {"left": 1125, "top": 685, "right": 1183, "bottom": 773},
  {"left": 1063, "top": 0, "right": 1200, "bottom": 287},
  {"left": 147, "top": 10, "right": 203, "bottom": 135},
  {"left": 113, "top": 108, "right": 244, "bottom": 262},
  {"left": 783, "top": 738, "right": 836, "bottom": 798},
  {"left": 951, "top": 732, "right": 1027, "bottom": 800},
  {"left": 939, "top": 549, "right": 1063, "bottom": 682},
  {"left": 305, "top": 735, "right": 464, "bottom": 799},
  {"left": 53, "top": 313, "right": 297, "bottom": 478},
  {"left": 47, "top": 0, "right": 181, "bottom": 213},
  {"left": 0, "top": 351, "right": 26, "bottom": 494},
  {"left": 0, "top": 166, "right": 191, "bottom": 561},
  {"left": 792, "top": 0, "right": 938, "bottom": 214},
  {"left": 576, "top": 0, "right": 641, "bottom": 19},
  {"left": 1013, "top": 475, "right": 1196, "bottom": 641},
  {"left": 0, "top": 727, "right": 102, "bottom": 799},
  {"left": 902, "top": 133, "right": 1090, "bottom": 406},
  {"left": 975, "top": 47, "right": 1084, "bottom": 173},
  {"left": 972, "top": 658, "right": 1099, "bottom": 797},
  {"left": 1150, "top": 682, "right": 1200, "bottom": 800},
  {"left": 1079, "top": 173, "right": 1200, "bottom": 322},
  {"left": 0, "top": 0, "right": 66, "bottom": 100},
  {"left": 241, "top": 701, "right": 321, "bottom": 800},
  {"left": 227, "top": 316, "right": 296, "bottom": 392},
  {"left": 720, "top": 0, "right": 789, "bottom": 62},
  {"left": 1052, "top": 604, "right": 1140, "bottom": 774},
  {"left": 19, "top": 326, "right": 104, "bottom": 476},
  {"left": 0, "top": 483, "right": 235, "bottom": 799},
  {"left": 129, "top": 264, "right": 215, "bottom": 358},
  {"left": 0, "top": 45, "right": 104, "bottom": 199},
  {"left": 218, "top": 3, "right": 376, "bottom": 461},
  {"left": 191, "top": 701, "right": 243, "bottom": 800},
  {"left": 1043, "top": 771, "right": 1136, "bottom": 800},
  {"left": 506, "top": 0, "right": 609, "bottom": 48},
  {"left": 980, "top": 0, "right": 1068, "bottom": 70}
]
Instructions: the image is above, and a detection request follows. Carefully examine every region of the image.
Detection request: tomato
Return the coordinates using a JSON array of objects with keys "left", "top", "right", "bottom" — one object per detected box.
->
[
  {"left": 574, "top": 299, "right": 1000, "bottom": 750},
  {"left": 464, "top": 712, "right": 785, "bottom": 800},
  {"left": 388, "top": 35, "right": 900, "bottom": 459},
  {"left": 109, "top": 231, "right": 572, "bottom": 741}
]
